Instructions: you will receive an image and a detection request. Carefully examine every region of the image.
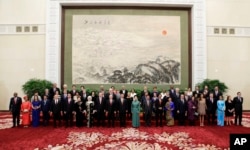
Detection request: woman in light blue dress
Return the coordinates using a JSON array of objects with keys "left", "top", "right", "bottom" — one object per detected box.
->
[{"left": 217, "top": 96, "right": 225, "bottom": 126}]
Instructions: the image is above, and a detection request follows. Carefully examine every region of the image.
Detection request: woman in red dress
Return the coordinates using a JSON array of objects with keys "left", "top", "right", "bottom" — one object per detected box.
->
[{"left": 21, "top": 96, "right": 32, "bottom": 127}]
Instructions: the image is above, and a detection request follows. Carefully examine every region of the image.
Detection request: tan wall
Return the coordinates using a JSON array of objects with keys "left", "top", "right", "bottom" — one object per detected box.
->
[
  {"left": 0, "top": 0, "right": 46, "bottom": 110},
  {"left": 206, "top": 0, "right": 250, "bottom": 110}
]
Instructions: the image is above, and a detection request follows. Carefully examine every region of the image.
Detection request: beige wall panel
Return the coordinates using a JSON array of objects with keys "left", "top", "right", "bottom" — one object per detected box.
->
[{"left": 0, "top": 35, "right": 45, "bottom": 110}]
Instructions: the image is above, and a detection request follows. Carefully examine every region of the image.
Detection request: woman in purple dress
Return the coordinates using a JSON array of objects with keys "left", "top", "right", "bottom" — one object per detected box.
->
[
  {"left": 32, "top": 95, "right": 41, "bottom": 127},
  {"left": 187, "top": 96, "right": 197, "bottom": 126}
]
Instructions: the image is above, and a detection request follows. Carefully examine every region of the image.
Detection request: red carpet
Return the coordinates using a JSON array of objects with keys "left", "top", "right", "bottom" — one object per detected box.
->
[{"left": 0, "top": 112, "right": 250, "bottom": 150}]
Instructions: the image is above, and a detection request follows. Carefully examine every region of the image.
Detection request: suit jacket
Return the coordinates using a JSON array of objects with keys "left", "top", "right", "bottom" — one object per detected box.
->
[
  {"left": 9, "top": 97, "right": 22, "bottom": 113},
  {"left": 192, "top": 90, "right": 201, "bottom": 96},
  {"left": 213, "top": 90, "right": 223, "bottom": 101},
  {"left": 117, "top": 98, "right": 128, "bottom": 113},
  {"left": 49, "top": 87, "right": 61, "bottom": 100},
  {"left": 233, "top": 96, "right": 243, "bottom": 112},
  {"left": 120, "top": 90, "right": 128, "bottom": 98},
  {"left": 63, "top": 98, "right": 74, "bottom": 113},
  {"left": 95, "top": 97, "right": 106, "bottom": 113},
  {"left": 106, "top": 98, "right": 117, "bottom": 113},
  {"left": 50, "top": 99, "right": 63, "bottom": 114},
  {"left": 177, "top": 99, "right": 188, "bottom": 114},
  {"left": 155, "top": 99, "right": 165, "bottom": 113},
  {"left": 41, "top": 99, "right": 51, "bottom": 112},
  {"left": 70, "top": 90, "right": 78, "bottom": 97},
  {"left": 79, "top": 91, "right": 87, "bottom": 102},
  {"left": 169, "top": 89, "right": 176, "bottom": 99},
  {"left": 206, "top": 97, "right": 217, "bottom": 113},
  {"left": 143, "top": 99, "right": 153, "bottom": 114}
]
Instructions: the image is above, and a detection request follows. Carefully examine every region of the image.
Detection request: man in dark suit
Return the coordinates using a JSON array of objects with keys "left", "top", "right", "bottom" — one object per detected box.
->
[
  {"left": 176, "top": 94, "right": 188, "bottom": 126},
  {"left": 50, "top": 94, "right": 63, "bottom": 127},
  {"left": 117, "top": 93, "right": 128, "bottom": 127},
  {"left": 206, "top": 93, "right": 217, "bottom": 125},
  {"left": 193, "top": 86, "right": 201, "bottom": 97},
  {"left": 168, "top": 85, "right": 176, "bottom": 99},
  {"left": 106, "top": 94, "right": 117, "bottom": 127},
  {"left": 9, "top": 92, "right": 22, "bottom": 128},
  {"left": 94, "top": 92, "right": 106, "bottom": 127},
  {"left": 143, "top": 95, "right": 153, "bottom": 127},
  {"left": 63, "top": 93, "right": 75, "bottom": 127},
  {"left": 155, "top": 94, "right": 165, "bottom": 127},
  {"left": 70, "top": 85, "right": 78, "bottom": 97},
  {"left": 120, "top": 86, "right": 128, "bottom": 99},
  {"left": 79, "top": 86, "right": 87, "bottom": 102},
  {"left": 213, "top": 86, "right": 223, "bottom": 101},
  {"left": 49, "top": 83, "right": 61, "bottom": 100},
  {"left": 41, "top": 95, "right": 51, "bottom": 126},
  {"left": 233, "top": 92, "right": 243, "bottom": 126}
]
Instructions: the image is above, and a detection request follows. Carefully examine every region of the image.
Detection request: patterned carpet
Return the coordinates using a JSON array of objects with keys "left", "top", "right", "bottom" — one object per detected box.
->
[{"left": 0, "top": 112, "right": 250, "bottom": 150}]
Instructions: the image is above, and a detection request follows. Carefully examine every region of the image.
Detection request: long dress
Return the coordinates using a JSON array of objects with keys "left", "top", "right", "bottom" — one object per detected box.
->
[
  {"left": 187, "top": 100, "right": 196, "bottom": 121},
  {"left": 32, "top": 101, "right": 41, "bottom": 127},
  {"left": 217, "top": 100, "right": 225, "bottom": 126},
  {"left": 86, "top": 100, "right": 94, "bottom": 127},
  {"left": 21, "top": 101, "right": 32, "bottom": 126},
  {"left": 75, "top": 101, "right": 85, "bottom": 127},
  {"left": 166, "top": 101, "right": 175, "bottom": 126},
  {"left": 131, "top": 100, "right": 140, "bottom": 127}
]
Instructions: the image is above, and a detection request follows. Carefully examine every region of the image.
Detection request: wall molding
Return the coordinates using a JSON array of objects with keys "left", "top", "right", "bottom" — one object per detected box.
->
[
  {"left": 207, "top": 26, "right": 250, "bottom": 37},
  {"left": 45, "top": 0, "right": 207, "bottom": 88},
  {"left": 0, "top": 24, "right": 45, "bottom": 35}
]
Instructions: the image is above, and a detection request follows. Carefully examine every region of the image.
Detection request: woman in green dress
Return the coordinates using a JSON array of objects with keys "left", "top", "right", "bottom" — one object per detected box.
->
[{"left": 131, "top": 95, "right": 140, "bottom": 128}]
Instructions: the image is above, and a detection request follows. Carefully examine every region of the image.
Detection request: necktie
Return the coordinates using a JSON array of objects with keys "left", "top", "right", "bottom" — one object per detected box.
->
[
  {"left": 14, "top": 98, "right": 17, "bottom": 104},
  {"left": 99, "top": 98, "right": 102, "bottom": 104},
  {"left": 121, "top": 99, "right": 123, "bottom": 104},
  {"left": 68, "top": 99, "right": 70, "bottom": 104}
]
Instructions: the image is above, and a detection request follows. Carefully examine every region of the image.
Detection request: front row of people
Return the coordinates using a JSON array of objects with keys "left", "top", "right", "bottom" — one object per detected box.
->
[{"left": 9, "top": 91, "right": 243, "bottom": 128}]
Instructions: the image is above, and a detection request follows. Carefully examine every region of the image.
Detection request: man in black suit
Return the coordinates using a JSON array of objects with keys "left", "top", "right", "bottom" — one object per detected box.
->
[
  {"left": 142, "top": 95, "right": 153, "bottom": 127},
  {"left": 233, "top": 92, "right": 243, "bottom": 126},
  {"left": 168, "top": 85, "right": 176, "bottom": 99},
  {"left": 94, "top": 92, "right": 106, "bottom": 127},
  {"left": 9, "top": 92, "right": 22, "bottom": 128},
  {"left": 117, "top": 93, "right": 128, "bottom": 127},
  {"left": 193, "top": 86, "right": 201, "bottom": 97},
  {"left": 206, "top": 93, "right": 217, "bottom": 125},
  {"left": 63, "top": 93, "right": 74, "bottom": 127},
  {"left": 50, "top": 94, "right": 63, "bottom": 127},
  {"left": 155, "top": 94, "right": 165, "bottom": 127},
  {"left": 176, "top": 94, "right": 188, "bottom": 126},
  {"left": 213, "top": 86, "right": 223, "bottom": 101},
  {"left": 106, "top": 94, "right": 117, "bottom": 127},
  {"left": 49, "top": 83, "right": 61, "bottom": 100},
  {"left": 70, "top": 85, "right": 78, "bottom": 97},
  {"left": 79, "top": 86, "right": 87, "bottom": 102},
  {"left": 41, "top": 95, "right": 51, "bottom": 126},
  {"left": 120, "top": 86, "right": 128, "bottom": 99}
]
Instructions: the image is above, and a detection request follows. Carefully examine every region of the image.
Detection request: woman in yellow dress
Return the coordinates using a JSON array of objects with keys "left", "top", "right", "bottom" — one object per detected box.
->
[{"left": 21, "top": 96, "right": 32, "bottom": 127}]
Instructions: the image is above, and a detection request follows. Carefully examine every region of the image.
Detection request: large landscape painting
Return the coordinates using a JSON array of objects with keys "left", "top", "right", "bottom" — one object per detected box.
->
[{"left": 72, "top": 15, "right": 181, "bottom": 84}]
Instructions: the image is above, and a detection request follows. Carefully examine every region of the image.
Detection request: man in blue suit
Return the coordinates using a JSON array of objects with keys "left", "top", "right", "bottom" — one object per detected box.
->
[{"left": 41, "top": 95, "right": 51, "bottom": 126}]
